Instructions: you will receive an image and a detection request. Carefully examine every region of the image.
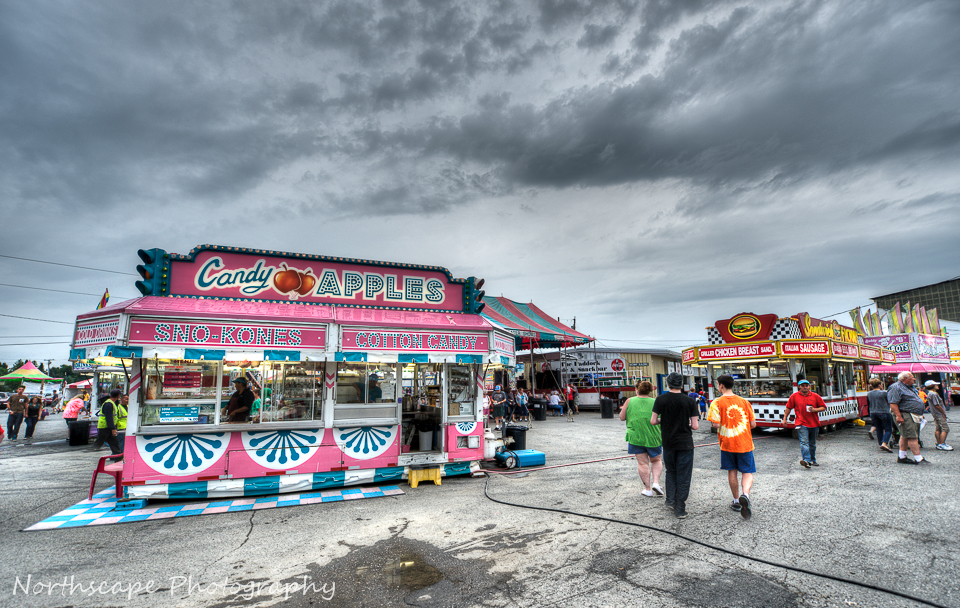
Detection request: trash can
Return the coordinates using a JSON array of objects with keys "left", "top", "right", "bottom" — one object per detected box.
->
[
  {"left": 504, "top": 425, "right": 528, "bottom": 450},
  {"left": 531, "top": 398, "right": 547, "bottom": 421},
  {"left": 600, "top": 398, "right": 614, "bottom": 419},
  {"left": 417, "top": 421, "right": 435, "bottom": 451},
  {"left": 68, "top": 419, "right": 91, "bottom": 446}
]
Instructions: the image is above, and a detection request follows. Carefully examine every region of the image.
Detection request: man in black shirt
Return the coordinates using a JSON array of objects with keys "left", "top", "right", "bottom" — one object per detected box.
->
[
  {"left": 651, "top": 373, "right": 700, "bottom": 519},
  {"left": 224, "top": 377, "right": 254, "bottom": 423}
]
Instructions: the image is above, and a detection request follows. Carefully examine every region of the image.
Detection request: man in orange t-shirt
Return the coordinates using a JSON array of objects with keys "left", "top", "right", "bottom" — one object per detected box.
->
[{"left": 707, "top": 374, "right": 757, "bottom": 519}]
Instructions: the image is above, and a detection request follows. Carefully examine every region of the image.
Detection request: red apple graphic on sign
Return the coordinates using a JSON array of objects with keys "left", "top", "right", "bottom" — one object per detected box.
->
[
  {"left": 273, "top": 264, "right": 302, "bottom": 294},
  {"left": 296, "top": 271, "right": 316, "bottom": 296}
]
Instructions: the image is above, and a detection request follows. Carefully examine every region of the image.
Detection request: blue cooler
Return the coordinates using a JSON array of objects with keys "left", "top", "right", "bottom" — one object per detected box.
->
[{"left": 495, "top": 449, "right": 545, "bottom": 469}]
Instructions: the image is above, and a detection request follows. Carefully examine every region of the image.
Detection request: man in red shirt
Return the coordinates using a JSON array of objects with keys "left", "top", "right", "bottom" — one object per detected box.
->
[{"left": 781, "top": 379, "right": 827, "bottom": 468}]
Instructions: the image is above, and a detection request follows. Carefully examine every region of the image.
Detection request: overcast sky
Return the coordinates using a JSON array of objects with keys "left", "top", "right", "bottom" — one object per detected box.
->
[{"left": 2, "top": 0, "right": 960, "bottom": 365}]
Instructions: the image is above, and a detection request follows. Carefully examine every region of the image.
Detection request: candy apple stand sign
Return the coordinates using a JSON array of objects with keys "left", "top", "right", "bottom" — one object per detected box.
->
[
  {"left": 682, "top": 312, "right": 896, "bottom": 430},
  {"left": 70, "top": 245, "right": 512, "bottom": 500}
]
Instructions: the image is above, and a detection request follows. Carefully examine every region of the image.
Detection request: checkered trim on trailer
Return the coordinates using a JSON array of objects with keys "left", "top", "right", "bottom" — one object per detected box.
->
[
  {"left": 24, "top": 485, "right": 404, "bottom": 531},
  {"left": 707, "top": 328, "right": 723, "bottom": 344},
  {"left": 754, "top": 406, "right": 791, "bottom": 422},
  {"left": 751, "top": 400, "right": 858, "bottom": 423},
  {"left": 770, "top": 318, "right": 801, "bottom": 340}
]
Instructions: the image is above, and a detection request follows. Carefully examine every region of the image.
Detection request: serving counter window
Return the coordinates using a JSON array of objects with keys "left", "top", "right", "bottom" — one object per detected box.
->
[
  {"left": 140, "top": 359, "right": 326, "bottom": 427},
  {"left": 447, "top": 364, "right": 477, "bottom": 419},
  {"left": 246, "top": 361, "right": 324, "bottom": 423},
  {"left": 141, "top": 360, "right": 222, "bottom": 426},
  {"left": 711, "top": 362, "right": 793, "bottom": 399},
  {"left": 335, "top": 363, "right": 399, "bottom": 421}
]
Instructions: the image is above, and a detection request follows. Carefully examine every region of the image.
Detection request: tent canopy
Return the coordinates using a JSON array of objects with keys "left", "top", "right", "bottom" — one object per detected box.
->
[
  {"left": 481, "top": 296, "right": 593, "bottom": 350},
  {"left": 870, "top": 363, "right": 960, "bottom": 374},
  {"left": 0, "top": 361, "right": 60, "bottom": 382}
]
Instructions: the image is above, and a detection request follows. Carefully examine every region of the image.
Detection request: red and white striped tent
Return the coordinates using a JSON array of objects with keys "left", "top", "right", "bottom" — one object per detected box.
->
[{"left": 481, "top": 296, "right": 592, "bottom": 350}]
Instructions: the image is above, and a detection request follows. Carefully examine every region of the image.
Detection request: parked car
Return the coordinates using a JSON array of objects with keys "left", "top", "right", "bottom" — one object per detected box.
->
[{"left": 0, "top": 392, "right": 9, "bottom": 409}]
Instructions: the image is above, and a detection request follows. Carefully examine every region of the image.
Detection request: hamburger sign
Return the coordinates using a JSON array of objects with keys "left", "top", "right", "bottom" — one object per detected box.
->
[{"left": 714, "top": 313, "right": 778, "bottom": 343}]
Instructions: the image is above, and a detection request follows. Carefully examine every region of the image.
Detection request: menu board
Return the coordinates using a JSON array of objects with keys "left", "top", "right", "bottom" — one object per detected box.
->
[
  {"left": 162, "top": 365, "right": 203, "bottom": 393},
  {"left": 158, "top": 406, "right": 201, "bottom": 423}
]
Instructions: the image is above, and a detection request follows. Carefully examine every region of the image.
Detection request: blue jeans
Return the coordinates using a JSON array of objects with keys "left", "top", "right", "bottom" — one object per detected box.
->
[
  {"left": 7, "top": 412, "right": 23, "bottom": 439},
  {"left": 798, "top": 426, "right": 819, "bottom": 463},
  {"left": 662, "top": 448, "right": 694, "bottom": 513},
  {"left": 24, "top": 416, "right": 39, "bottom": 438},
  {"left": 871, "top": 413, "right": 893, "bottom": 446}
]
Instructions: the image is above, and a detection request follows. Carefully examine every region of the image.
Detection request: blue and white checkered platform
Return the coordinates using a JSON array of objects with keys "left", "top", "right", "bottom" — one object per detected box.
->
[{"left": 24, "top": 484, "right": 404, "bottom": 531}]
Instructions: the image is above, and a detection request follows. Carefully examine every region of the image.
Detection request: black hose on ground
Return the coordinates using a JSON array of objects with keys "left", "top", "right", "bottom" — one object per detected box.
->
[{"left": 482, "top": 471, "right": 950, "bottom": 607}]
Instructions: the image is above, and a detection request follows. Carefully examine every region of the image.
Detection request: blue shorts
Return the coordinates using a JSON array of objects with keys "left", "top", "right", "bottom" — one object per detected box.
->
[
  {"left": 720, "top": 450, "right": 756, "bottom": 474},
  {"left": 628, "top": 444, "right": 663, "bottom": 458}
]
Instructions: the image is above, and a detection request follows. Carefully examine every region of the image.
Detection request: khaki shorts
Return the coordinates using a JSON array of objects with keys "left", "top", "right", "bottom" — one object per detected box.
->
[
  {"left": 934, "top": 415, "right": 948, "bottom": 434},
  {"left": 899, "top": 414, "right": 921, "bottom": 440}
]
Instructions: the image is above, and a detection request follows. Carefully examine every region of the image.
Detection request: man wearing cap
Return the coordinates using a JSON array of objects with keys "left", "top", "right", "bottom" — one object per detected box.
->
[
  {"left": 924, "top": 380, "right": 952, "bottom": 451},
  {"left": 491, "top": 385, "right": 507, "bottom": 430},
  {"left": 782, "top": 380, "right": 827, "bottom": 468},
  {"left": 224, "top": 377, "right": 254, "bottom": 423},
  {"left": 888, "top": 372, "right": 929, "bottom": 464},
  {"left": 651, "top": 372, "right": 700, "bottom": 519},
  {"left": 93, "top": 389, "right": 125, "bottom": 459}
]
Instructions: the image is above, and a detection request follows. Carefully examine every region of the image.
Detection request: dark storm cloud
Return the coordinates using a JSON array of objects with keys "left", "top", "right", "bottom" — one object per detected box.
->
[
  {"left": 577, "top": 24, "right": 621, "bottom": 49},
  {"left": 6, "top": 0, "right": 955, "bottom": 220},
  {"left": 352, "top": 0, "right": 960, "bottom": 203}
]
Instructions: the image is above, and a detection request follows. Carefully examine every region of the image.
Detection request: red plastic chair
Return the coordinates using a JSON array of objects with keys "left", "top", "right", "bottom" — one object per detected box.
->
[{"left": 88, "top": 455, "right": 124, "bottom": 500}]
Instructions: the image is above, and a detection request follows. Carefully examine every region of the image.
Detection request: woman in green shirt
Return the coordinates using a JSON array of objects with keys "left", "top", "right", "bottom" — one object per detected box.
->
[{"left": 620, "top": 380, "right": 664, "bottom": 497}]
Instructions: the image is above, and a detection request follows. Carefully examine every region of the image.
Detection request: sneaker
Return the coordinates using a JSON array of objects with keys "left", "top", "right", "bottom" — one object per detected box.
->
[
  {"left": 641, "top": 489, "right": 655, "bottom": 497},
  {"left": 811, "top": 462, "right": 819, "bottom": 467},
  {"left": 937, "top": 444, "right": 954, "bottom": 451},
  {"left": 897, "top": 456, "right": 918, "bottom": 465},
  {"left": 917, "top": 457, "right": 932, "bottom": 464},
  {"left": 664, "top": 501, "right": 675, "bottom": 509},
  {"left": 868, "top": 430, "right": 875, "bottom": 440},
  {"left": 651, "top": 484, "right": 664, "bottom": 496},
  {"left": 738, "top": 494, "right": 752, "bottom": 520},
  {"left": 730, "top": 500, "right": 742, "bottom": 512},
  {"left": 675, "top": 510, "right": 687, "bottom": 519},
  {"left": 800, "top": 460, "right": 811, "bottom": 469}
]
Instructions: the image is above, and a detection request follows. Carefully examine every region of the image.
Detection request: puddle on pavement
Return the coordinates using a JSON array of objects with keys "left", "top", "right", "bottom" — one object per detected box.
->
[{"left": 380, "top": 553, "right": 445, "bottom": 590}]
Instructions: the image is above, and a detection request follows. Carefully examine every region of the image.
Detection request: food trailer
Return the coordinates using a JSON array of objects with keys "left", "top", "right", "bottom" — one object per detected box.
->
[
  {"left": 69, "top": 245, "right": 513, "bottom": 500},
  {"left": 682, "top": 312, "right": 896, "bottom": 429}
]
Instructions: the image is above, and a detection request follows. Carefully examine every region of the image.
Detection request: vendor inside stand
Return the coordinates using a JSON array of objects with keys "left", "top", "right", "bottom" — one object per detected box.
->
[{"left": 223, "top": 377, "right": 254, "bottom": 422}]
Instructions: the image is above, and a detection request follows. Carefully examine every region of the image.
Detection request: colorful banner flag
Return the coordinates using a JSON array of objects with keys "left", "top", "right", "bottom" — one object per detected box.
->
[
  {"left": 903, "top": 302, "right": 915, "bottom": 333},
  {"left": 96, "top": 288, "right": 109, "bottom": 310},
  {"left": 919, "top": 306, "right": 930, "bottom": 333},
  {"left": 927, "top": 308, "right": 941, "bottom": 334},
  {"left": 850, "top": 308, "right": 867, "bottom": 335},
  {"left": 891, "top": 302, "right": 903, "bottom": 334},
  {"left": 878, "top": 311, "right": 889, "bottom": 336},
  {"left": 872, "top": 312, "right": 881, "bottom": 336},
  {"left": 912, "top": 303, "right": 923, "bottom": 334}
]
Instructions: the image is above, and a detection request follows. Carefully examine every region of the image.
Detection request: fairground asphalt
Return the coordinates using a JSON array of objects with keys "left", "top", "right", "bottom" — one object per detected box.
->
[{"left": 2, "top": 408, "right": 959, "bottom": 608}]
